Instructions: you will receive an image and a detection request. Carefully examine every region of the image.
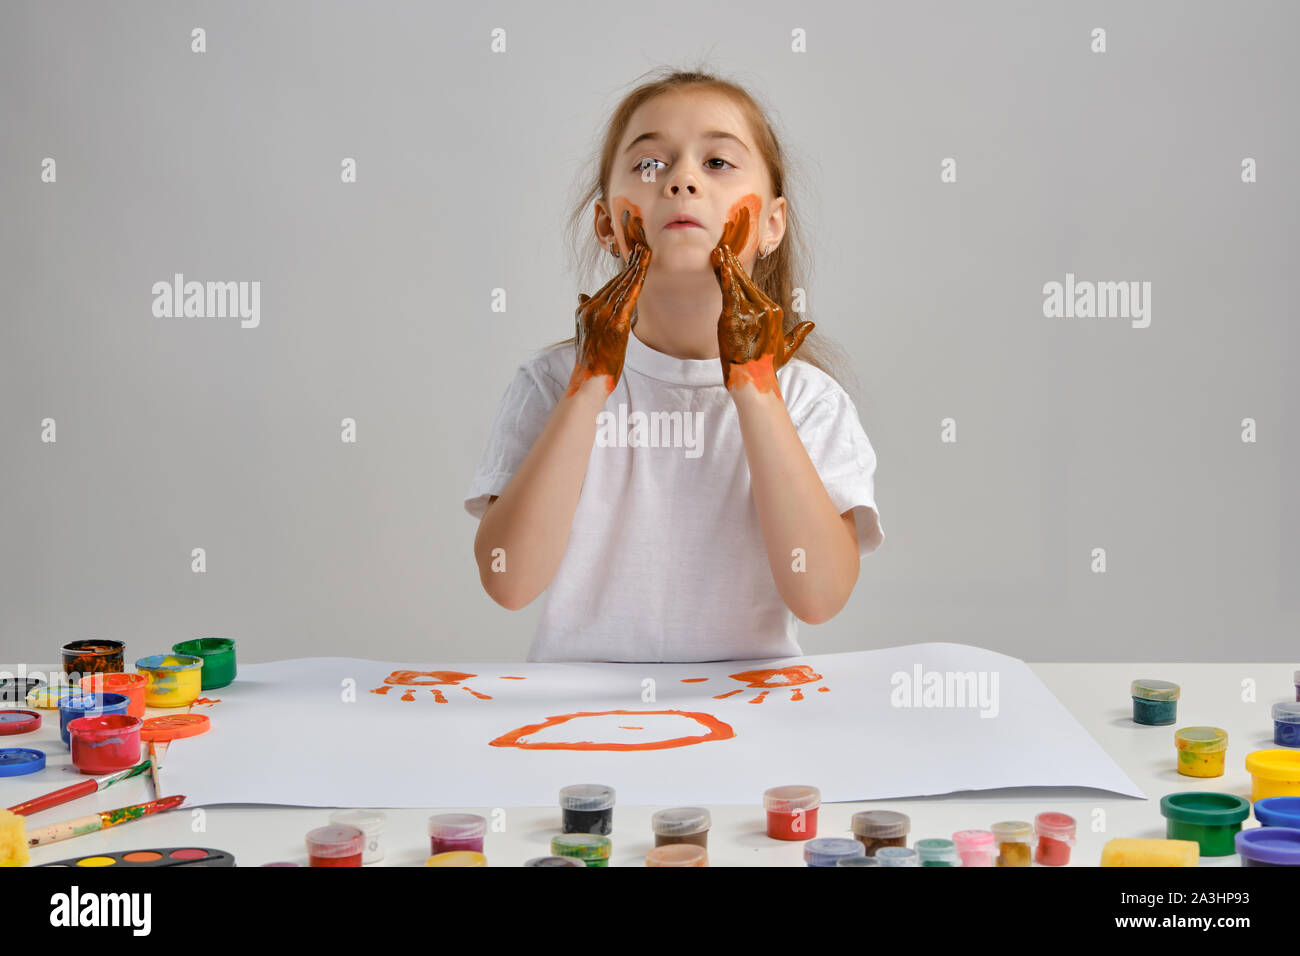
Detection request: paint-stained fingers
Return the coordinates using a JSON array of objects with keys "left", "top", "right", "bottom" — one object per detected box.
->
[
  {"left": 607, "top": 242, "right": 650, "bottom": 326},
  {"left": 622, "top": 209, "right": 650, "bottom": 253}
]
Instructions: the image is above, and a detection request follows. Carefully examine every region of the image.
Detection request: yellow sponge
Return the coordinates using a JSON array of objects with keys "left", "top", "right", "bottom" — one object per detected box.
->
[
  {"left": 0, "top": 809, "right": 29, "bottom": 867},
  {"left": 1100, "top": 838, "right": 1198, "bottom": 867}
]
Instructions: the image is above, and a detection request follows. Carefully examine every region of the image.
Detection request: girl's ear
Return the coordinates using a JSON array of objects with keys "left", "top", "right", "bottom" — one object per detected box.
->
[
  {"left": 592, "top": 200, "right": 614, "bottom": 250},
  {"left": 762, "top": 195, "right": 788, "bottom": 254}
]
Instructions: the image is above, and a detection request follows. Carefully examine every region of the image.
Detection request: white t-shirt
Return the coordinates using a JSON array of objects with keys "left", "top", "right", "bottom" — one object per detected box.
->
[{"left": 464, "top": 328, "right": 885, "bottom": 663}]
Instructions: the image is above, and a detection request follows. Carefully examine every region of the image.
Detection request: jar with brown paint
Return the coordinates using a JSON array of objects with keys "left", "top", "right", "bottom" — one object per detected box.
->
[
  {"left": 851, "top": 810, "right": 910, "bottom": 856},
  {"left": 651, "top": 807, "right": 711, "bottom": 849}
]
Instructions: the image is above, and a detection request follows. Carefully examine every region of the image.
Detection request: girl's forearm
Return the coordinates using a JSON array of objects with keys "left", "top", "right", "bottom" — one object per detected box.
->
[
  {"left": 473, "top": 375, "right": 610, "bottom": 609},
  {"left": 731, "top": 385, "right": 860, "bottom": 625}
]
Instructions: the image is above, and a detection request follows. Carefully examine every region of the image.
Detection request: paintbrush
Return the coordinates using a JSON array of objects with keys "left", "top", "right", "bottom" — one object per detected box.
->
[
  {"left": 6, "top": 759, "right": 152, "bottom": 816},
  {"left": 25, "top": 794, "right": 186, "bottom": 849}
]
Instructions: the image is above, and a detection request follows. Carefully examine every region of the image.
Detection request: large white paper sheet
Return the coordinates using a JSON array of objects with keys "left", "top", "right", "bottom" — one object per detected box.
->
[{"left": 162, "top": 643, "right": 1144, "bottom": 807}]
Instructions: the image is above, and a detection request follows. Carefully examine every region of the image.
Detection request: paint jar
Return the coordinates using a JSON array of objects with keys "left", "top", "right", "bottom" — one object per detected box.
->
[
  {"left": 329, "top": 810, "right": 386, "bottom": 864},
  {"left": 850, "top": 810, "right": 909, "bottom": 856},
  {"left": 1034, "top": 812, "right": 1076, "bottom": 866},
  {"left": 1244, "top": 749, "right": 1300, "bottom": 802},
  {"left": 1235, "top": 826, "right": 1300, "bottom": 867},
  {"left": 559, "top": 784, "right": 615, "bottom": 835},
  {"left": 1100, "top": 838, "right": 1199, "bottom": 867},
  {"left": 915, "top": 838, "right": 959, "bottom": 866},
  {"left": 171, "top": 637, "right": 237, "bottom": 690},
  {"left": 804, "top": 837, "right": 866, "bottom": 867},
  {"left": 524, "top": 856, "right": 586, "bottom": 867},
  {"left": 1272, "top": 702, "right": 1300, "bottom": 748},
  {"left": 549, "top": 833, "right": 611, "bottom": 867},
  {"left": 651, "top": 806, "right": 710, "bottom": 848},
  {"left": 1131, "top": 679, "right": 1180, "bottom": 725},
  {"left": 646, "top": 843, "right": 708, "bottom": 867},
  {"left": 427, "top": 813, "right": 486, "bottom": 856},
  {"left": 991, "top": 821, "right": 1034, "bottom": 867},
  {"left": 952, "top": 829, "right": 996, "bottom": 866},
  {"left": 134, "top": 655, "right": 203, "bottom": 708},
  {"left": 875, "top": 846, "right": 919, "bottom": 867},
  {"left": 1159, "top": 792, "right": 1250, "bottom": 857},
  {"left": 305, "top": 825, "right": 364, "bottom": 867},
  {"left": 68, "top": 714, "right": 143, "bottom": 775},
  {"left": 27, "top": 685, "right": 76, "bottom": 710},
  {"left": 61, "top": 639, "right": 125, "bottom": 677},
  {"left": 837, "top": 856, "right": 881, "bottom": 866},
  {"left": 763, "top": 785, "right": 820, "bottom": 840},
  {"left": 79, "top": 673, "right": 148, "bottom": 720},
  {"left": 1253, "top": 796, "right": 1300, "bottom": 828},
  {"left": 58, "top": 693, "right": 129, "bottom": 747},
  {"left": 425, "top": 851, "right": 486, "bottom": 866},
  {"left": 1174, "top": 726, "right": 1228, "bottom": 777}
]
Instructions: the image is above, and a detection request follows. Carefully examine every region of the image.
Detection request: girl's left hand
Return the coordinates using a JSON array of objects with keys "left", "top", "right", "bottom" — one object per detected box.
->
[{"left": 711, "top": 206, "right": 814, "bottom": 394}]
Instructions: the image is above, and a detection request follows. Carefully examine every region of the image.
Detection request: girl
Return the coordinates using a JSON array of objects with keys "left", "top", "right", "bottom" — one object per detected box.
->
[{"left": 465, "top": 69, "right": 884, "bottom": 663}]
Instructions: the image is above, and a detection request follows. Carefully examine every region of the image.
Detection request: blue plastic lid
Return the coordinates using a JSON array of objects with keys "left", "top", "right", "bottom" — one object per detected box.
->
[
  {"left": 1254, "top": 797, "right": 1300, "bottom": 829},
  {"left": 1235, "top": 826, "right": 1300, "bottom": 866},
  {"left": 804, "top": 837, "right": 867, "bottom": 866},
  {"left": 836, "top": 855, "right": 881, "bottom": 866},
  {"left": 0, "top": 747, "right": 46, "bottom": 776}
]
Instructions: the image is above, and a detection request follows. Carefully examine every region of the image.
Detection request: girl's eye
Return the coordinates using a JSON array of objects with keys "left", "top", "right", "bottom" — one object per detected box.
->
[{"left": 634, "top": 157, "right": 734, "bottom": 173}]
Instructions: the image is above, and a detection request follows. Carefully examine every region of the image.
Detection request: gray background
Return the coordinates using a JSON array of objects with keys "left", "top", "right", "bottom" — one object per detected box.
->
[{"left": 2, "top": 0, "right": 1295, "bottom": 666}]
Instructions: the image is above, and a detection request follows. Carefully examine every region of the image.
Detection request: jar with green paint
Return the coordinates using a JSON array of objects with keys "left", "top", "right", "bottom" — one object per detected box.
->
[
  {"left": 1159, "top": 792, "right": 1250, "bottom": 857},
  {"left": 172, "top": 637, "right": 237, "bottom": 689},
  {"left": 915, "top": 838, "right": 960, "bottom": 866},
  {"left": 1131, "top": 679, "right": 1180, "bottom": 725}
]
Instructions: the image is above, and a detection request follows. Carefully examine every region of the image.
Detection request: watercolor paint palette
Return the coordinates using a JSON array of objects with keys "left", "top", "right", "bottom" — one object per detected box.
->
[{"left": 38, "top": 847, "right": 235, "bottom": 867}]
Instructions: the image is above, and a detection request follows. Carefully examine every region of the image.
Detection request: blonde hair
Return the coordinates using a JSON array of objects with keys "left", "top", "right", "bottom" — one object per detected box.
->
[{"left": 549, "top": 65, "right": 862, "bottom": 406}]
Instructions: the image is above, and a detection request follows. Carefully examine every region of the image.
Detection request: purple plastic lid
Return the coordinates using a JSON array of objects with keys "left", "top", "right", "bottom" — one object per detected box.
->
[{"left": 1235, "top": 826, "right": 1300, "bottom": 865}]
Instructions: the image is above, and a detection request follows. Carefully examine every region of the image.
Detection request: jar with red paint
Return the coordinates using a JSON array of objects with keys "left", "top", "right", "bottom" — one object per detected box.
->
[
  {"left": 1033, "top": 811, "right": 1076, "bottom": 866},
  {"left": 67, "top": 714, "right": 142, "bottom": 775},
  {"left": 305, "top": 824, "right": 365, "bottom": 867},
  {"left": 427, "top": 813, "right": 487, "bottom": 856},
  {"left": 762, "top": 785, "right": 820, "bottom": 840}
]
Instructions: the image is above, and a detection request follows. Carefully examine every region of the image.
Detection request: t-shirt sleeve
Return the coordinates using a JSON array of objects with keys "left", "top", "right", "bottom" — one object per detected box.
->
[
  {"left": 464, "top": 360, "right": 566, "bottom": 520},
  {"left": 792, "top": 389, "right": 885, "bottom": 557}
]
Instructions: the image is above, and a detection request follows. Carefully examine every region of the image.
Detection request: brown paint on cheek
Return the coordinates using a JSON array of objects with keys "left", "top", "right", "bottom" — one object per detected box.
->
[
  {"left": 724, "top": 193, "right": 762, "bottom": 257},
  {"left": 610, "top": 196, "right": 644, "bottom": 257}
]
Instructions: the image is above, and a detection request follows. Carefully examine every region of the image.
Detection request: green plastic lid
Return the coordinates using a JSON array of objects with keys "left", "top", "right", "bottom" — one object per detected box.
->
[
  {"left": 1131, "top": 679, "right": 1180, "bottom": 701},
  {"left": 1159, "top": 791, "right": 1250, "bottom": 827}
]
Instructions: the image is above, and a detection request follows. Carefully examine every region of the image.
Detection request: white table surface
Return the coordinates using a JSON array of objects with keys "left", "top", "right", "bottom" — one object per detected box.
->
[{"left": 4, "top": 661, "right": 1295, "bottom": 867}]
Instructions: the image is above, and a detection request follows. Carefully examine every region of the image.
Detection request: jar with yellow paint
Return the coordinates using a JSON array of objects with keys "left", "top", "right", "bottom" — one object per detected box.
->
[
  {"left": 1245, "top": 749, "right": 1300, "bottom": 802},
  {"left": 134, "top": 655, "right": 203, "bottom": 708},
  {"left": 1174, "top": 726, "right": 1228, "bottom": 777}
]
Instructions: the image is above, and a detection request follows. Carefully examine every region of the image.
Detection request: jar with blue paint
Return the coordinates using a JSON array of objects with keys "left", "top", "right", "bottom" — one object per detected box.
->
[
  {"left": 1131, "top": 679, "right": 1180, "bottom": 725},
  {"left": 58, "top": 693, "right": 129, "bottom": 748},
  {"left": 1253, "top": 796, "right": 1300, "bottom": 829},
  {"left": 1235, "top": 826, "right": 1300, "bottom": 866},
  {"left": 1159, "top": 792, "right": 1250, "bottom": 857},
  {"left": 875, "top": 846, "right": 918, "bottom": 867},
  {"left": 803, "top": 837, "right": 867, "bottom": 867},
  {"left": 1272, "top": 702, "right": 1300, "bottom": 748}
]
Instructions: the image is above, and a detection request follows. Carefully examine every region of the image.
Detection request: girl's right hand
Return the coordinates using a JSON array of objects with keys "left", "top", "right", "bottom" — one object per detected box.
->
[{"left": 565, "top": 209, "right": 652, "bottom": 397}]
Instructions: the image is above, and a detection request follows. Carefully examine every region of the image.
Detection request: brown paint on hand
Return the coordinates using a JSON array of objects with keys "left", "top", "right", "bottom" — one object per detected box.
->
[
  {"left": 565, "top": 203, "right": 653, "bottom": 397},
  {"left": 711, "top": 201, "right": 814, "bottom": 396}
]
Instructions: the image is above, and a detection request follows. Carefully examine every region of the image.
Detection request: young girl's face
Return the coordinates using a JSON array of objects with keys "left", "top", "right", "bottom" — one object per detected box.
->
[{"left": 598, "top": 90, "right": 784, "bottom": 275}]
